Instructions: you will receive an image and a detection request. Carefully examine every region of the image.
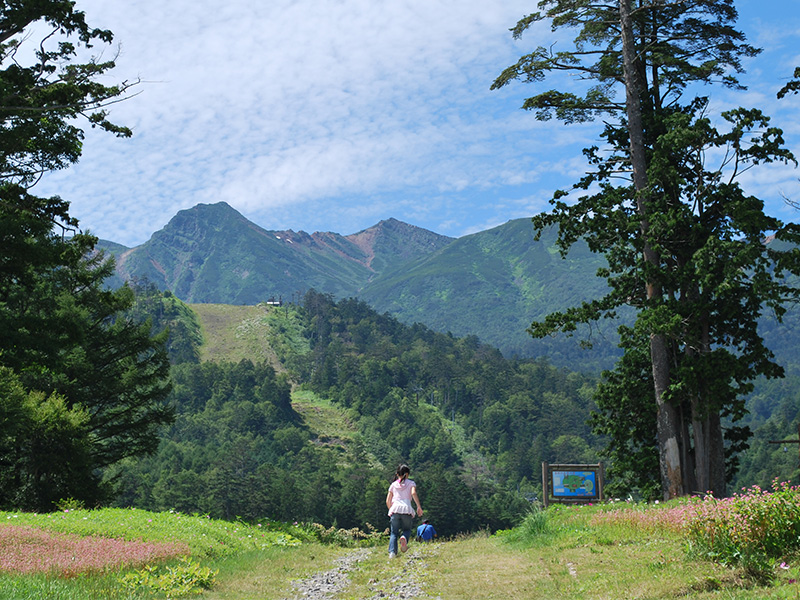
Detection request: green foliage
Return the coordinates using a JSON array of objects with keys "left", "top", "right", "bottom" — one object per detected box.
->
[
  {"left": 0, "top": 2, "right": 173, "bottom": 512},
  {"left": 492, "top": 0, "right": 759, "bottom": 112},
  {"left": 777, "top": 66, "right": 800, "bottom": 99},
  {"left": 0, "top": 1, "right": 134, "bottom": 189},
  {"left": 0, "top": 507, "right": 301, "bottom": 558},
  {"left": 260, "top": 303, "right": 311, "bottom": 369},
  {"left": 496, "top": 505, "right": 548, "bottom": 547},
  {"left": 360, "top": 218, "right": 620, "bottom": 368},
  {"left": 0, "top": 367, "right": 95, "bottom": 510},
  {"left": 125, "top": 281, "right": 204, "bottom": 364},
  {"left": 109, "top": 359, "right": 297, "bottom": 520},
  {"left": 54, "top": 497, "right": 85, "bottom": 511},
  {"left": 107, "top": 291, "right": 597, "bottom": 535},
  {"left": 590, "top": 327, "right": 661, "bottom": 501},
  {"left": 119, "top": 557, "right": 218, "bottom": 598},
  {"left": 299, "top": 522, "right": 385, "bottom": 547},
  {"left": 732, "top": 372, "right": 800, "bottom": 491},
  {"left": 293, "top": 291, "right": 598, "bottom": 531}
]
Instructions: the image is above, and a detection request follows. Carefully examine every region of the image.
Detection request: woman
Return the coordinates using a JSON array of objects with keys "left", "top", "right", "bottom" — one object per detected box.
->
[{"left": 385, "top": 464, "right": 423, "bottom": 558}]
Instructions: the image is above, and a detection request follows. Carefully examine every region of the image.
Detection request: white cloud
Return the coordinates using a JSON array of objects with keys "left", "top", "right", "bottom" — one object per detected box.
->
[{"left": 25, "top": 0, "right": 800, "bottom": 246}]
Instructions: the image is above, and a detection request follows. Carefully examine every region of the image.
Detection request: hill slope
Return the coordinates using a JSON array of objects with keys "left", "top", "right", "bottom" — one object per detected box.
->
[
  {"left": 189, "top": 303, "right": 283, "bottom": 367},
  {"left": 360, "top": 217, "right": 621, "bottom": 366},
  {"left": 102, "top": 204, "right": 622, "bottom": 364},
  {"left": 101, "top": 203, "right": 800, "bottom": 370}
]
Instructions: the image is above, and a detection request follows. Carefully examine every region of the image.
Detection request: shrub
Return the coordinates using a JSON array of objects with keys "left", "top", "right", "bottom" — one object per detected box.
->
[
  {"left": 495, "top": 505, "right": 548, "bottom": 546},
  {"left": 300, "top": 522, "right": 385, "bottom": 546},
  {"left": 685, "top": 480, "right": 800, "bottom": 578},
  {"left": 119, "top": 557, "right": 217, "bottom": 597}
]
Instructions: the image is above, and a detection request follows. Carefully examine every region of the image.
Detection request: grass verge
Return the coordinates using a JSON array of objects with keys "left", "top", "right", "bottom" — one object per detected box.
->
[{"left": 6, "top": 498, "right": 800, "bottom": 599}]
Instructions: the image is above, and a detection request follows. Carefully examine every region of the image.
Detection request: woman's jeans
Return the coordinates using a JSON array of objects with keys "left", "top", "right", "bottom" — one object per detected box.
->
[{"left": 389, "top": 513, "right": 413, "bottom": 554}]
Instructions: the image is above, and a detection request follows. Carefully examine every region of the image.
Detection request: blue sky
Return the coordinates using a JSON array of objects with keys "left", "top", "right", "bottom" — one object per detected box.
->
[{"left": 32, "top": 0, "right": 800, "bottom": 247}]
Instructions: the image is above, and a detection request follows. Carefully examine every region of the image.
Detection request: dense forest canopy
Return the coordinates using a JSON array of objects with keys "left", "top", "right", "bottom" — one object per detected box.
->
[{"left": 109, "top": 289, "right": 603, "bottom": 534}]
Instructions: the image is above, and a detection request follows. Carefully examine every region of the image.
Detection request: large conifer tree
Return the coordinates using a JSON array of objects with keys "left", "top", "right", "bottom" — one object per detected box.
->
[
  {"left": 0, "top": 1, "right": 172, "bottom": 510},
  {"left": 494, "top": 0, "right": 800, "bottom": 498}
]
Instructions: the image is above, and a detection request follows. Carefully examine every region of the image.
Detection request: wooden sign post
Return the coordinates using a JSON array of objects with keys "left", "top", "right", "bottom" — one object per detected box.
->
[{"left": 542, "top": 462, "right": 604, "bottom": 508}]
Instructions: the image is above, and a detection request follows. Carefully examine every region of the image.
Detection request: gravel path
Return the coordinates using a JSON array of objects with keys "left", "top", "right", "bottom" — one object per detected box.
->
[
  {"left": 285, "top": 548, "right": 372, "bottom": 599},
  {"left": 285, "top": 545, "right": 442, "bottom": 600},
  {"left": 364, "top": 545, "right": 441, "bottom": 600}
]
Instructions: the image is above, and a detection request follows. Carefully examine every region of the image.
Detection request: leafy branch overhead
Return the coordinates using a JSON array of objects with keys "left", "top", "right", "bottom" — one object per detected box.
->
[
  {"left": 491, "top": 0, "right": 760, "bottom": 123},
  {"left": 0, "top": 0, "right": 137, "bottom": 190},
  {"left": 777, "top": 66, "right": 800, "bottom": 99}
]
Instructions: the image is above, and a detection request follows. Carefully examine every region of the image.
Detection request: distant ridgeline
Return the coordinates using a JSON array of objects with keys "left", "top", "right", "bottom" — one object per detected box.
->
[{"left": 99, "top": 202, "right": 623, "bottom": 368}]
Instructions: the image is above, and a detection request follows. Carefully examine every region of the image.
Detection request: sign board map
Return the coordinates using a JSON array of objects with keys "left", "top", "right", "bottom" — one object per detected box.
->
[{"left": 551, "top": 470, "right": 598, "bottom": 498}]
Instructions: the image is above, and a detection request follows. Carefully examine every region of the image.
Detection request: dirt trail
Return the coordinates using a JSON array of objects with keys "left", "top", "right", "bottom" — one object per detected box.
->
[{"left": 285, "top": 545, "right": 441, "bottom": 600}]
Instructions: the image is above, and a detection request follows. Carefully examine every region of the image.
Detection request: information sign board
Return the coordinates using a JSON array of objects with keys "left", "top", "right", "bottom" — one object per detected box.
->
[
  {"left": 541, "top": 462, "right": 604, "bottom": 507},
  {"left": 551, "top": 470, "right": 597, "bottom": 498}
]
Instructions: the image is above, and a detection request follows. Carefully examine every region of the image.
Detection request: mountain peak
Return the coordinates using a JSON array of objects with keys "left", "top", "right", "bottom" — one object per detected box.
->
[
  {"left": 108, "top": 204, "right": 453, "bottom": 304},
  {"left": 346, "top": 218, "right": 453, "bottom": 270}
]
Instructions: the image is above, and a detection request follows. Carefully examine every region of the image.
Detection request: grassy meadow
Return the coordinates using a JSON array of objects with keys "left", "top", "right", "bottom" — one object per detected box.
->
[{"left": 5, "top": 484, "right": 800, "bottom": 599}]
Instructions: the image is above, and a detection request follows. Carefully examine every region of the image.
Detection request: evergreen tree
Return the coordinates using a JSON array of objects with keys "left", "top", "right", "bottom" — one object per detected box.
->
[
  {"left": 0, "top": 1, "right": 170, "bottom": 509},
  {"left": 494, "top": 0, "right": 800, "bottom": 497}
]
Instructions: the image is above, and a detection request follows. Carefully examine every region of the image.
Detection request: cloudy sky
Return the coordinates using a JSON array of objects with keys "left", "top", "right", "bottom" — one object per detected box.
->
[{"left": 32, "top": 0, "right": 800, "bottom": 247}]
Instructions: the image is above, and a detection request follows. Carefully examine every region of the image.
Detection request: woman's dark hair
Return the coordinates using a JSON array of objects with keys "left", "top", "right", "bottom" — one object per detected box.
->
[{"left": 396, "top": 464, "right": 410, "bottom": 481}]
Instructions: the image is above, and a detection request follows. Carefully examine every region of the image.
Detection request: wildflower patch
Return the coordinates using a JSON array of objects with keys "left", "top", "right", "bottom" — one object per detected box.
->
[
  {"left": 685, "top": 480, "right": 800, "bottom": 576},
  {"left": 0, "top": 525, "right": 189, "bottom": 576}
]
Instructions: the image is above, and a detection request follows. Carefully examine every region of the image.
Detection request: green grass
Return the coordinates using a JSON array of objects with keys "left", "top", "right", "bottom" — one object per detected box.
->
[
  {"left": 420, "top": 504, "right": 800, "bottom": 600},
  {"left": 189, "top": 302, "right": 310, "bottom": 377},
  {"left": 0, "top": 571, "right": 142, "bottom": 600},
  {"left": 0, "top": 508, "right": 306, "bottom": 599},
  {"left": 189, "top": 303, "right": 284, "bottom": 367},
  {"left": 0, "top": 508, "right": 302, "bottom": 559},
  {"left": 291, "top": 389, "right": 359, "bottom": 446},
  {"left": 5, "top": 502, "right": 800, "bottom": 599},
  {"left": 291, "top": 389, "right": 387, "bottom": 470}
]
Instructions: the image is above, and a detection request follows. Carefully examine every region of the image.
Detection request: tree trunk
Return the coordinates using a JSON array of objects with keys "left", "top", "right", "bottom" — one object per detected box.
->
[
  {"left": 619, "top": 0, "right": 683, "bottom": 498},
  {"left": 679, "top": 399, "right": 696, "bottom": 494},
  {"left": 691, "top": 397, "right": 709, "bottom": 493},
  {"left": 707, "top": 411, "right": 727, "bottom": 496},
  {"left": 690, "top": 410, "right": 726, "bottom": 496}
]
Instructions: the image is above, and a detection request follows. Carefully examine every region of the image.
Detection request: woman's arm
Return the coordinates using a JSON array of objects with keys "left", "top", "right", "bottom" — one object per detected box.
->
[
  {"left": 386, "top": 489, "right": 394, "bottom": 511},
  {"left": 411, "top": 486, "right": 423, "bottom": 517}
]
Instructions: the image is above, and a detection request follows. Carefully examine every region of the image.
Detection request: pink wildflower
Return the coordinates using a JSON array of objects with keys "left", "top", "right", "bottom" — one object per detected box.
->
[{"left": 0, "top": 525, "right": 189, "bottom": 576}]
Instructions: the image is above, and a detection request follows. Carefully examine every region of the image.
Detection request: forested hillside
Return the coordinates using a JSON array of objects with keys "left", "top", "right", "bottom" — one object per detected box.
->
[
  {"left": 360, "top": 217, "right": 621, "bottom": 368},
  {"left": 100, "top": 205, "right": 800, "bottom": 379},
  {"left": 98, "top": 205, "right": 623, "bottom": 365},
  {"left": 111, "top": 284, "right": 800, "bottom": 525},
  {"left": 109, "top": 288, "right": 602, "bottom": 535}
]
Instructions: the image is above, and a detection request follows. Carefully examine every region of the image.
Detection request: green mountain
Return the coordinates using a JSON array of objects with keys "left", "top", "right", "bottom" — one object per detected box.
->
[
  {"left": 101, "top": 203, "right": 623, "bottom": 365},
  {"left": 100, "top": 203, "right": 799, "bottom": 371},
  {"left": 106, "top": 202, "right": 453, "bottom": 305},
  {"left": 360, "top": 217, "right": 622, "bottom": 367}
]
